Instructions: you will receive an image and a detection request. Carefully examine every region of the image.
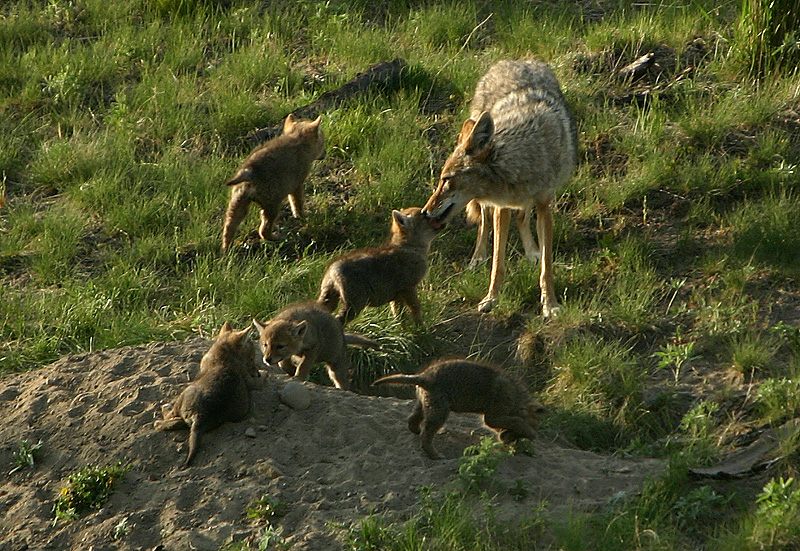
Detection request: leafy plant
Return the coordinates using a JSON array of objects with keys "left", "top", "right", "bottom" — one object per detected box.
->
[
  {"left": 53, "top": 462, "right": 130, "bottom": 523},
  {"left": 457, "top": 436, "right": 510, "bottom": 492},
  {"left": 749, "top": 477, "right": 800, "bottom": 549},
  {"left": 654, "top": 341, "right": 702, "bottom": 384},
  {"left": 9, "top": 440, "right": 43, "bottom": 474},
  {"left": 247, "top": 494, "right": 289, "bottom": 523}
]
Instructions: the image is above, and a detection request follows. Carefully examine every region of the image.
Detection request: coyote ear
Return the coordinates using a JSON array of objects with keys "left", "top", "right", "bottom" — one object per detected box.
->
[
  {"left": 309, "top": 115, "right": 322, "bottom": 130},
  {"left": 456, "top": 118, "right": 476, "bottom": 146},
  {"left": 392, "top": 209, "right": 410, "bottom": 228},
  {"left": 283, "top": 113, "right": 297, "bottom": 132},
  {"left": 294, "top": 320, "right": 308, "bottom": 338},
  {"left": 464, "top": 111, "right": 494, "bottom": 159},
  {"left": 233, "top": 326, "right": 252, "bottom": 341},
  {"left": 220, "top": 321, "right": 233, "bottom": 336},
  {"left": 252, "top": 318, "right": 266, "bottom": 333}
]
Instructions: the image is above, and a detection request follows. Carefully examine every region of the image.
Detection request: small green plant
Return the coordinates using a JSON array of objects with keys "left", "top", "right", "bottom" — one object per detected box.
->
[
  {"left": 749, "top": 477, "right": 800, "bottom": 549},
  {"left": 9, "top": 440, "right": 43, "bottom": 474},
  {"left": 509, "top": 479, "right": 530, "bottom": 501},
  {"left": 654, "top": 341, "right": 702, "bottom": 384},
  {"left": 457, "top": 436, "right": 510, "bottom": 492},
  {"left": 53, "top": 462, "right": 130, "bottom": 524},
  {"left": 679, "top": 401, "right": 721, "bottom": 463},
  {"left": 771, "top": 321, "right": 800, "bottom": 351},
  {"left": 671, "top": 485, "right": 728, "bottom": 533},
  {"left": 256, "top": 525, "right": 289, "bottom": 551},
  {"left": 112, "top": 516, "right": 132, "bottom": 540},
  {"left": 247, "top": 494, "right": 289, "bottom": 523}
]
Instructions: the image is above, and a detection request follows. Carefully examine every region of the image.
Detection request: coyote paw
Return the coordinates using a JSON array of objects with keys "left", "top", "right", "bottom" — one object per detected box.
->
[
  {"left": 468, "top": 256, "right": 488, "bottom": 269},
  {"left": 542, "top": 302, "right": 562, "bottom": 318},
  {"left": 477, "top": 296, "right": 497, "bottom": 313}
]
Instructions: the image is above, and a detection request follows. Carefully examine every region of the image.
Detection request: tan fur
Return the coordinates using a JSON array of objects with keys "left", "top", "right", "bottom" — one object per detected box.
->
[
  {"left": 221, "top": 114, "right": 325, "bottom": 251},
  {"left": 317, "top": 207, "right": 440, "bottom": 326},
  {"left": 154, "top": 322, "right": 260, "bottom": 468},
  {"left": 373, "top": 358, "right": 546, "bottom": 459},
  {"left": 253, "top": 301, "right": 379, "bottom": 390},
  {"left": 423, "top": 60, "right": 577, "bottom": 317}
]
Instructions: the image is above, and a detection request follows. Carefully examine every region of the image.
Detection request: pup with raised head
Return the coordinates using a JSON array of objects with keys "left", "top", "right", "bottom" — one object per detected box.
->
[
  {"left": 373, "top": 358, "right": 546, "bottom": 459},
  {"left": 317, "top": 207, "right": 440, "bottom": 326},
  {"left": 222, "top": 113, "right": 325, "bottom": 251},
  {"left": 155, "top": 322, "right": 261, "bottom": 468},
  {"left": 253, "top": 301, "right": 379, "bottom": 390},
  {"left": 422, "top": 60, "right": 578, "bottom": 316}
]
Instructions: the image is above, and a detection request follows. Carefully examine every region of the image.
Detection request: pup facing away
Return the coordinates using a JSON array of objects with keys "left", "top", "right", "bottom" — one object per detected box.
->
[
  {"left": 221, "top": 114, "right": 325, "bottom": 252},
  {"left": 422, "top": 60, "right": 578, "bottom": 317},
  {"left": 154, "top": 322, "right": 261, "bottom": 468},
  {"left": 317, "top": 207, "right": 440, "bottom": 326},
  {"left": 373, "top": 358, "right": 546, "bottom": 460},
  {"left": 253, "top": 301, "right": 379, "bottom": 390}
]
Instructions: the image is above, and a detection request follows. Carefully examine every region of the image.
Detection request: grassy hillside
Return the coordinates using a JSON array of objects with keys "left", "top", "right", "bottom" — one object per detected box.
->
[{"left": 2, "top": 0, "right": 800, "bottom": 549}]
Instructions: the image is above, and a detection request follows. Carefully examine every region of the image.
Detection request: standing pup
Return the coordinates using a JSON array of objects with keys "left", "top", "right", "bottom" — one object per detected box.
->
[
  {"left": 373, "top": 358, "right": 546, "bottom": 459},
  {"left": 155, "top": 322, "right": 261, "bottom": 468},
  {"left": 422, "top": 60, "right": 577, "bottom": 316},
  {"left": 253, "top": 301, "right": 379, "bottom": 390},
  {"left": 317, "top": 207, "right": 440, "bottom": 326},
  {"left": 221, "top": 114, "right": 325, "bottom": 251}
]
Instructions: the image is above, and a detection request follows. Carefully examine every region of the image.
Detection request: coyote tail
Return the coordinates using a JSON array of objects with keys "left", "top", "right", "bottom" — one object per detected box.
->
[
  {"left": 225, "top": 168, "right": 254, "bottom": 186},
  {"left": 183, "top": 415, "right": 202, "bottom": 468},
  {"left": 372, "top": 373, "right": 427, "bottom": 388},
  {"left": 344, "top": 334, "right": 381, "bottom": 349}
]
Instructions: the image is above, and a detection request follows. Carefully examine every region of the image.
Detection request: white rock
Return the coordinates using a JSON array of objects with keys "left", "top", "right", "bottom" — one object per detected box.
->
[{"left": 280, "top": 381, "right": 311, "bottom": 410}]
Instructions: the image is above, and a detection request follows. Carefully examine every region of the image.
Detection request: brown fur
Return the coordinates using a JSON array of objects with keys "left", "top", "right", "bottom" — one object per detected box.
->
[
  {"left": 221, "top": 114, "right": 325, "bottom": 251},
  {"left": 253, "top": 301, "right": 379, "bottom": 390},
  {"left": 317, "top": 207, "right": 440, "bottom": 326},
  {"left": 154, "top": 322, "right": 261, "bottom": 468},
  {"left": 422, "top": 60, "right": 577, "bottom": 316},
  {"left": 373, "top": 358, "right": 546, "bottom": 459}
]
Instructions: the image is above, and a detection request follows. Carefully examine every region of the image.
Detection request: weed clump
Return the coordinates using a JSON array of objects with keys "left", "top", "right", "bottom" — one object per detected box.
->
[{"left": 53, "top": 462, "right": 130, "bottom": 523}]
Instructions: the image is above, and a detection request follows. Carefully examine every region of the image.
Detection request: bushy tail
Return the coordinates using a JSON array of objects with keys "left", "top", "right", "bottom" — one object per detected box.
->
[
  {"left": 344, "top": 333, "right": 381, "bottom": 349},
  {"left": 317, "top": 284, "right": 340, "bottom": 313},
  {"left": 372, "top": 373, "right": 427, "bottom": 388},
  {"left": 225, "top": 167, "right": 254, "bottom": 186}
]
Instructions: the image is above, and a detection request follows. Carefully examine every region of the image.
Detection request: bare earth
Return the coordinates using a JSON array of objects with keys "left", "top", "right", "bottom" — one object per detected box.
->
[{"left": 0, "top": 338, "right": 663, "bottom": 550}]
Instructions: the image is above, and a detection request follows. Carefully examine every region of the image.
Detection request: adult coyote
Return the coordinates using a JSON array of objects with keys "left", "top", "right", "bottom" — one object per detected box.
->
[{"left": 423, "top": 60, "right": 577, "bottom": 316}]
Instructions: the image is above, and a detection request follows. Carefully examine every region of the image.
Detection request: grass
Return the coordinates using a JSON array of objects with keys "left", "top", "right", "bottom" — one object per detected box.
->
[{"left": 2, "top": 0, "right": 800, "bottom": 548}]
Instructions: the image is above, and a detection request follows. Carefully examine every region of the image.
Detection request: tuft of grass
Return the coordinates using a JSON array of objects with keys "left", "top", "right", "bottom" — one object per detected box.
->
[
  {"left": 9, "top": 440, "right": 43, "bottom": 474},
  {"left": 53, "top": 462, "right": 130, "bottom": 524}
]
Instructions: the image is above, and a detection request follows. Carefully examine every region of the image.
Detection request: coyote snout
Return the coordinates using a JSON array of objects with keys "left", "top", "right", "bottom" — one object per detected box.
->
[{"left": 423, "top": 60, "right": 577, "bottom": 317}]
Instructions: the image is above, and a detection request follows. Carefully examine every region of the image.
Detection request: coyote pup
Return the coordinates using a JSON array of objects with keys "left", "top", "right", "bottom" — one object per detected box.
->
[
  {"left": 221, "top": 114, "right": 325, "bottom": 251},
  {"left": 373, "top": 358, "right": 546, "bottom": 460},
  {"left": 155, "top": 322, "right": 260, "bottom": 468},
  {"left": 423, "top": 60, "right": 577, "bottom": 316},
  {"left": 317, "top": 207, "right": 440, "bottom": 326},
  {"left": 253, "top": 301, "right": 379, "bottom": 390}
]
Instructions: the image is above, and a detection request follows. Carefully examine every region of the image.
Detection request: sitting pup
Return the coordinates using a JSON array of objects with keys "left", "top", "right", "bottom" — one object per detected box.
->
[
  {"left": 317, "top": 207, "right": 440, "bottom": 326},
  {"left": 253, "top": 301, "right": 379, "bottom": 390},
  {"left": 373, "top": 358, "right": 546, "bottom": 459},
  {"left": 221, "top": 113, "right": 325, "bottom": 251},
  {"left": 155, "top": 322, "right": 261, "bottom": 468}
]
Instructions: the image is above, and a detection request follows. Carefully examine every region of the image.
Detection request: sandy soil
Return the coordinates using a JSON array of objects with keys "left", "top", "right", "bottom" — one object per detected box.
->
[{"left": 0, "top": 337, "right": 663, "bottom": 550}]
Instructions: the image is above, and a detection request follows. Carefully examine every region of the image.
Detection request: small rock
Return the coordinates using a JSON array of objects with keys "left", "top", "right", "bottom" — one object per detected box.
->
[
  {"left": 244, "top": 427, "right": 257, "bottom": 438},
  {"left": 280, "top": 381, "right": 311, "bottom": 410}
]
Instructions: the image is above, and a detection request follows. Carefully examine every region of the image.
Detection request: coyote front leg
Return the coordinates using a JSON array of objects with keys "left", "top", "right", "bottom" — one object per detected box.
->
[{"left": 478, "top": 207, "right": 511, "bottom": 313}]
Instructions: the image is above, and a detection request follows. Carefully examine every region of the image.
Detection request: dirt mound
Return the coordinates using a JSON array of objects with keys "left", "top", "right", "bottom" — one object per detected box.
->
[{"left": 0, "top": 339, "right": 663, "bottom": 550}]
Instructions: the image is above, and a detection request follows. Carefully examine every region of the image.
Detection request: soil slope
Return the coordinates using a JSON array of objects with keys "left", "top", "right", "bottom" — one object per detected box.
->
[{"left": 0, "top": 338, "right": 663, "bottom": 550}]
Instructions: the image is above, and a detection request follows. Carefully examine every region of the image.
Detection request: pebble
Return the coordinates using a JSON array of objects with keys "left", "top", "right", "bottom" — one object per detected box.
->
[
  {"left": 280, "top": 381, "right": 311, "bottom": 410},
  {"left": 244, "top": 427, "right": 257, "bottom": 438}
]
